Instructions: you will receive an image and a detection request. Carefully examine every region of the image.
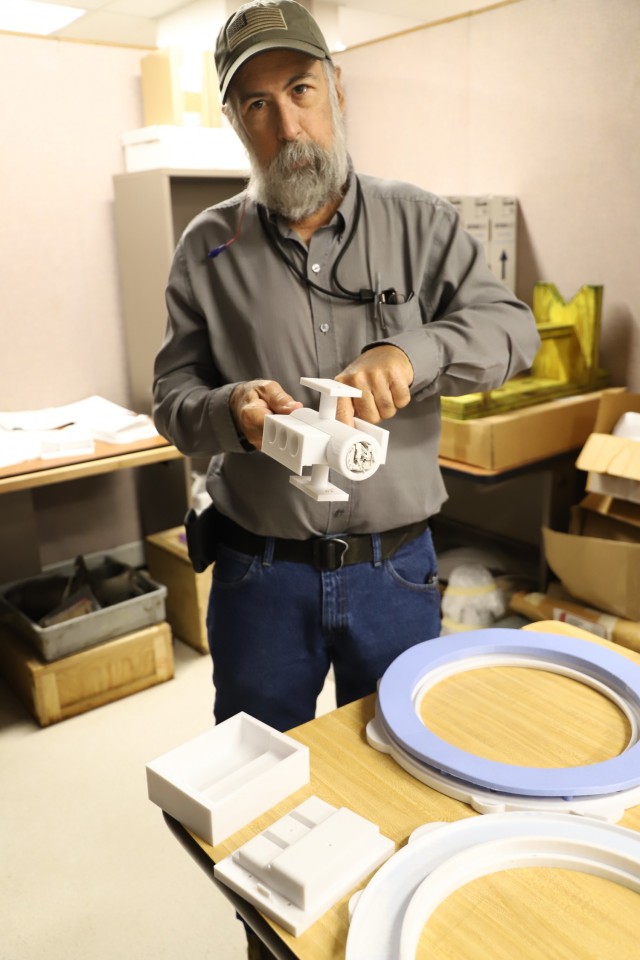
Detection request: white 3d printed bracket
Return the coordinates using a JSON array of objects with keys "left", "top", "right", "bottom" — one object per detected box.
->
[
  {"left": 214, "top": 795, "right": 395, "bottom": 935},
  {"left": 262, "top": 377, "right": 389, "bottom": 501}
]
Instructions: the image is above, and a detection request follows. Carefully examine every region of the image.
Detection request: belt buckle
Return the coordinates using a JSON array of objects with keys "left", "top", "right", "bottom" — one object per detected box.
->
[{"left": 314, "top": 537, "right": 349, "bottom": 572}]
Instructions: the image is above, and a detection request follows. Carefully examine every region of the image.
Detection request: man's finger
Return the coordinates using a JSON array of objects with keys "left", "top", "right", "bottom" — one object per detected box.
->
[
  {"left": 255, "top": 382, "right": 302, "bottom": 414},
  {"left": 352, "top": 388, "right": 383, "bottom": 424},
  {"left": 335, "top": 396, "right": 356, "bottom": 427},
  {"left": 388, "top": 377, "right": 412, "bottom": 412}
]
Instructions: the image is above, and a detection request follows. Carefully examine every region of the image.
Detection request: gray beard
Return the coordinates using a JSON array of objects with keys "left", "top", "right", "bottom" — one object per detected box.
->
[{"left": 246, "top": 137, "right": 349, "bottom": 223}]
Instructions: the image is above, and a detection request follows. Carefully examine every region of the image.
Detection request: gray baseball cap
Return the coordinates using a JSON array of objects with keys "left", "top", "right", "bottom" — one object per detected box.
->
[{"left": 215, "top": 0, "right": 331, "bottom": 102}]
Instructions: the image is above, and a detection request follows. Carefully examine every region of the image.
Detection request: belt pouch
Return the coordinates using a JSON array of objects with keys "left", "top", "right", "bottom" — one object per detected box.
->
[{"left": 184, "top": 503, "right": 220, "bottom": 573}]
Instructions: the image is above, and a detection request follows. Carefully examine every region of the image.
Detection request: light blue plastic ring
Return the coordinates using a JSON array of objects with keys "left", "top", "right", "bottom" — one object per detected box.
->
[{"left": 377, "top": 628, "right": 640, "bottom": 798}]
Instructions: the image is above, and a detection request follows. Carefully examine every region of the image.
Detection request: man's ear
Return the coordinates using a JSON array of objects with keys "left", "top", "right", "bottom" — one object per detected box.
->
[{"left": 334, "top": 64, "right": 346, "bottom": 111}]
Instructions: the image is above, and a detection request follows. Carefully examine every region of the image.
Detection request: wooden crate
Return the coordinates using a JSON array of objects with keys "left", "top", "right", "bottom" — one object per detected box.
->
[
  {"left": 145, "top": 527, "right": 211, "bottom": 654},
  {"left": 0, "top": 621, "right": 173, "bottom": 726}
]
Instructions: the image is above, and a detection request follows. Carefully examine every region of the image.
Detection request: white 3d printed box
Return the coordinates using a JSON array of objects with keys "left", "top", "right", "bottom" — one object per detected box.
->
[{"left": 146, "top": 713, "right": 310, "bottom": 846}]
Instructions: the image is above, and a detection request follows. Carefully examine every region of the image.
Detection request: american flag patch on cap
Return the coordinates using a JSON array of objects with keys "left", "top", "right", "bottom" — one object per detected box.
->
[{"left": 227, "top": 7, "right": 288, "bottom": 51}]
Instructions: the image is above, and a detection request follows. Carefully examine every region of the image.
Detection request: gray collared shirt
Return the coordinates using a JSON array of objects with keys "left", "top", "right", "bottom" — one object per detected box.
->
[{"left": 153, "top": 171, "right": 540, "bottom": 539}]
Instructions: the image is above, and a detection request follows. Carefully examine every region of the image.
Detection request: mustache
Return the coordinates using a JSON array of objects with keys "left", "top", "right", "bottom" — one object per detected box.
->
[{"left": 269, "top": 140, "right": 329, "bottom": 176}]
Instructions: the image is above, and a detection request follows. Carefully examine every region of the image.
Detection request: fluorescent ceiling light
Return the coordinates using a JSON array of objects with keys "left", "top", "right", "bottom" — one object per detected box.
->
[{"left": 0, "top": 0, "right": 86, "bottom": 36}]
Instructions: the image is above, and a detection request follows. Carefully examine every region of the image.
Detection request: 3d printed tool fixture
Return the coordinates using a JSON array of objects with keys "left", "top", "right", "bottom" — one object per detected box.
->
[{"left": 262, "top": 377, "right": 389, "bottom": 502}]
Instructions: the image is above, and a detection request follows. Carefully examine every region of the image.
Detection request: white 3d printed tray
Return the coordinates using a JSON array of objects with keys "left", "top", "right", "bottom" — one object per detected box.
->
[
  {"left": 215, "top": 795, "right": 395, "bottom": 935},
  {"left": 146, "top": 713, "right": 310, "bottom": 845}
]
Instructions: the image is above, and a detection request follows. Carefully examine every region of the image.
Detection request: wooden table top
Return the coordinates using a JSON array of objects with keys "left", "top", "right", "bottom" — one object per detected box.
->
[
  {"left": 0, "top": 435, "right": 181, "bottom": 493},
  {"left": 183, "top": 622, "right": 640, "bottom": 959}
]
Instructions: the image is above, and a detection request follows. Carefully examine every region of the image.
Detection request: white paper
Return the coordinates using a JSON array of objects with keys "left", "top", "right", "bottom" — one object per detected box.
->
[
  {"left": 67, "top": 397, "right": 158, "bottom": 444},
  {"left": 0, "top": 429, "right": 42, "bottom": 468},
  {"left": 40, "top": 426, "right": 96, "bottom": 459},
  {"left": 0, "top": 396, "right": 158, "bottom": 448},
  {"left": 0, "top": 425, "right": 96, "bottom": 468}
]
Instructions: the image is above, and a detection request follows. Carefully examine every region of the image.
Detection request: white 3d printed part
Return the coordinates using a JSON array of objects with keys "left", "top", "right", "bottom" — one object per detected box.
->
[
  {"left": 345, "top": 813, "right": 640, "bottom": 960},
  {"left": 146, "top": 713, "right": 309, "bottom": 846},
  {"left": 262, "top": 377, "right": 389, "bottom": 501},
  {"left": 366, "top": 712, "right": 640, "bottom": 822},
  {"left": 214, "top": 795, "right": 395, "bottom": 935}
]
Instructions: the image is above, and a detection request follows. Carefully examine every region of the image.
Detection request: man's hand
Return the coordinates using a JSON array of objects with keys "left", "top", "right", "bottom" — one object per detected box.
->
[
  {"left": 334, "top": 345, "right": 414, "bottom": 426},
  {"left": 230, "top": 380, "right": 302, "bottom": 450}
]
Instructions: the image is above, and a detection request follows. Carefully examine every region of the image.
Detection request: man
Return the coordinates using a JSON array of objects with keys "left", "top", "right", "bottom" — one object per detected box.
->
[{"left": 153, "top": 0, "right": 540, "bottom": 736}]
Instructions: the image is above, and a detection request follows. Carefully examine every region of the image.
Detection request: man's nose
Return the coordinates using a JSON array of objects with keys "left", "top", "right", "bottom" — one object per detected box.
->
[{"left": 275, "top": 101, "right": 301, "bottom": 141}]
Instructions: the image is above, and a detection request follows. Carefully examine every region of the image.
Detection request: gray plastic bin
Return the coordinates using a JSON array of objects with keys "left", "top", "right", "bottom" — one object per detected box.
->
[{"left": 0, "top": 557, "right": 167, "bottom": 662}]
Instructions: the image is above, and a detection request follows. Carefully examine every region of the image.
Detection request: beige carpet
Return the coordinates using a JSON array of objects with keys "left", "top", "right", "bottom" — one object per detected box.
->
[{"left": 0, "top": 637, "right": 336, "bottom": 960}]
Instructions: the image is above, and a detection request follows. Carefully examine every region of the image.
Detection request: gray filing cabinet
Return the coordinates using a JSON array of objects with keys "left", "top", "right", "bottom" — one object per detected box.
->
[
  {"left": 112, "top": 168, "right": 248, "bottom": 529},
  {"left": 113, "top": 168, "right": 247, "bottom": 413}
]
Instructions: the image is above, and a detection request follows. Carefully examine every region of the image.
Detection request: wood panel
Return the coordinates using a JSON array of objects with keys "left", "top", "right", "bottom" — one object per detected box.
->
[{"left": 0, "top": 621, "right": 173, "bottom": 725}]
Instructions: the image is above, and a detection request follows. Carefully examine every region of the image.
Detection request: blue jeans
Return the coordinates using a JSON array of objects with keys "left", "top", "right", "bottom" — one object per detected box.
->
[{"left": 207, "top": 528, "right": 441, "bottom": 732}]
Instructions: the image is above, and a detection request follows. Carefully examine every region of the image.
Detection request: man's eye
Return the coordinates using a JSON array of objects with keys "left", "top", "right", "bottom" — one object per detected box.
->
[
  {"left": 248, "top": 99, "right": 266, "bottom": 111},
  {"left": 293, "top": 84, "right": 309, "bottom": 96}
]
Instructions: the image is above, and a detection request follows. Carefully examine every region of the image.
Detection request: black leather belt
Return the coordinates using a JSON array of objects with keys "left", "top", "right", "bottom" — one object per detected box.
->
[{"left": 217, "top": 516, "right": 429, "bottom": 573}]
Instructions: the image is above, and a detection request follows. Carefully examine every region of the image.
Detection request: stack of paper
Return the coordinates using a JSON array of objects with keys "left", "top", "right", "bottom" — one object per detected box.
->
[
  {"left": 0, "top": 396, "right": 159, "bottom": 468},
  {"left": 66, "top": 396, "right": 159, "bottom": 445}
]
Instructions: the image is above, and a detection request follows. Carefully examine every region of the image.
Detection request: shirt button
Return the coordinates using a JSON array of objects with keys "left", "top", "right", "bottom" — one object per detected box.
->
[
  {"left": 319, "top": 322, "right": 330, "bottom": 334},
  {"left": 311, "top": 263, "right": 321, "bottom": 274}
]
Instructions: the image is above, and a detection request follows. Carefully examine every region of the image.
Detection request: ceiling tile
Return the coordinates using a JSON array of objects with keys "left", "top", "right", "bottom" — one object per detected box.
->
[
  {"left": 54, "top": 9, "right": 156, "bottom": 44},
  {"left": 104, "top": 0, "right": 191, "bottom": 16}
]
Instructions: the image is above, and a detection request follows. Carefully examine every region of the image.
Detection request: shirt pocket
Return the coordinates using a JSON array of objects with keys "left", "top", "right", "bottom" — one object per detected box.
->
[{"left": 372, "top": 296, "right": 423, "bottom": 339}]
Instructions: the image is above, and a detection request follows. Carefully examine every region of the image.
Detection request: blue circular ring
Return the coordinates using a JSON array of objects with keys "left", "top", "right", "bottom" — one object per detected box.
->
[{"left": 377, "top": 628, "right": 640, "bottom": 797}]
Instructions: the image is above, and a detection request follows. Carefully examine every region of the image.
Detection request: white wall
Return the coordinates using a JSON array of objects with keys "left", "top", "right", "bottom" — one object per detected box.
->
[
  {"left": 0, "top": 33, "right": 146, "bottom": 566},
  {"left": 0, "top": 34, "right": 144, "bottom": 410},
  {"left": 336, "top": 0, "right": 640, "bottom": 389}
]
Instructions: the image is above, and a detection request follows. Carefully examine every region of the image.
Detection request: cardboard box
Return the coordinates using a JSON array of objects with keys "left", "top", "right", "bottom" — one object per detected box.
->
[
  {"left": 122, "top": 125, "right": 249, "bottom": 173},
  {"left": 571, "top": 495, "right": 640, "bottom": 543},
  {"left": 439, "top": 389, "right": 615, "bottom": 471},
  {"left": 487, "top": 195, "right": 517, "bottom": 291},
  {"left": 510, "top": 589, "right": 640, "bottom": 654},
  {"left": 541, "top": 393, "right": 640, "bottom": 625},
  {"left": 579, "top": 491, "right": 640, "bottom": 531},
  {"left": 140, "top": 48, "right": 221, "bottom": 128},
  {"left": 445, "top": 194, "right": 516, "bottom": 290},
  {"left": 145, "top": 527, "right": 211, "bottom": 654},
  {"left": 0, "top": 621, "right": 173, "bottom": 726},
  {"left": 576, "top": 391, "right": 640, "bottom": 504},
  {"left": 542, "top": 525, "right": 640, "bottom": 622}
]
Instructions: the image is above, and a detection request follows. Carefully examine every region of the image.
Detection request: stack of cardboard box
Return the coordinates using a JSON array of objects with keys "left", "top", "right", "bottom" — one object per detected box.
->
[
  {"left": 145, "top": 527, "right": 212, "bottom": 655},
  {"left": 512, "top": 391, "right": 640, "bottom": 651},
  {"left": 445, "top": 195, "right": 517, "bottom": 291}
]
